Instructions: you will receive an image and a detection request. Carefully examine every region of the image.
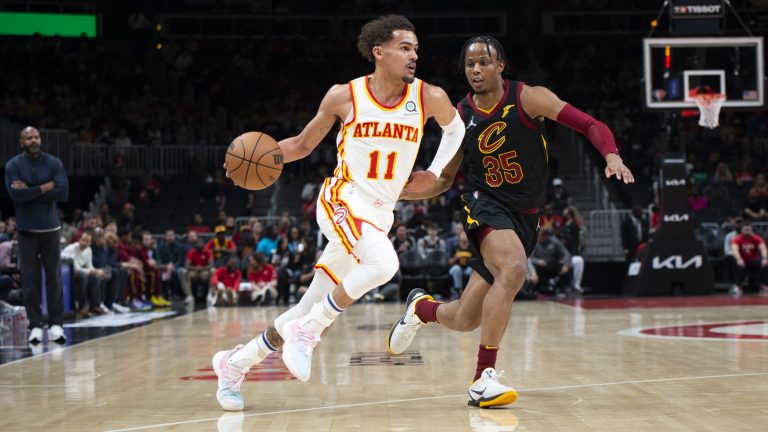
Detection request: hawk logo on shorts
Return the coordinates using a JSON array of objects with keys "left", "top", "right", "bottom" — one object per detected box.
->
[{"left": 333, "top": 207, "right": 349, "bottom": 225}]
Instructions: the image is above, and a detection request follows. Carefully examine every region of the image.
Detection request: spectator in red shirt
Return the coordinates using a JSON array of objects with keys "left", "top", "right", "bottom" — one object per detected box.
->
[
  {"left": 206, "top": 225, "right": 237, "bottom": 266},
  {"left": 730, "top": 223, "right": 768, "bottom": 296},
  {"left": 750, "top": 173, "right": 768, "bottom": 198},
  {"left": 233, "top": 224, "right": 256, "bottom": 264},
  {"left": 116, "top": 228, "right": 151, "bottom": 311},
  {"left": 138, "top": 171, "right": 161, "bottom": 203},
  {"left": 245, "top": 253, "right": 277, "bottom": 305},
  {"left": 187, "top": 213, "right": 210, "bottom": 234},
  {"left": 140, "top": 231, "right": 169, "bottom": 307},
  {"left": 185, "top": 231, "right": 213, "bottom": 297},
  {"left": 539, "top": 203, "right": 564, "bottom": 234},
  {"left": 210, "top": 257, "right": 241, "bottom": 307},
  {"left": 649, "top": 204, "right": 660, "bottom": 236}
]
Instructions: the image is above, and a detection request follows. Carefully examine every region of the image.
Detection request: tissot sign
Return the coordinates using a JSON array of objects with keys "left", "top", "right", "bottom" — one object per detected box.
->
[
  {"left": 624, "top": 155, "right": 714, "bottom": 295},
  {"left": 670, "top": 0, "right": 724, "bottom": 18}
]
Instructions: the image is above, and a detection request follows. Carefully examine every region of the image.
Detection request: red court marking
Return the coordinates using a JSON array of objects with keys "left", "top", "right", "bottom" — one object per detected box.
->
[
  {"left": 639, "top": 321, "right": 768, "bottom": 340},
  {"left": 180, "top": 356, "right": 295, "bottom": 382},
  {"left": 558, "top": 296, "right": 768, "bottom": 310}
]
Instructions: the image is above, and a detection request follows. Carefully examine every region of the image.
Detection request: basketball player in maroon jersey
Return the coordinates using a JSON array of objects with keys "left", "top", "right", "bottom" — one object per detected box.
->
[{"left": 388, "top": 36, "right": 635, "bottom": 408}]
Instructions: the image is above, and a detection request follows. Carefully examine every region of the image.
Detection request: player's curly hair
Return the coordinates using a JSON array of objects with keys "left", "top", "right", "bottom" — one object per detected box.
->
[
  {"left": 357, "top": 14, "right": 416, "bottom": 63},
  {"left": 457, "top": 35, "right": 508, "bottom": 74}
]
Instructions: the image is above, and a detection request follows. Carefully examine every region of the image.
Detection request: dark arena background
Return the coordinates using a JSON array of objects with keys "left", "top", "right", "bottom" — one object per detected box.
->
[{"left": 1, "top": 1, "right": 768, "bottom": 431}]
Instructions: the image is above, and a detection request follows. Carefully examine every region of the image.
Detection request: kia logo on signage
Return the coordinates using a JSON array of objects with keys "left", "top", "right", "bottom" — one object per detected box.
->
[
  {"left": 663, "top": 214, "right": 689, "bottom": 222},
  {"left": 664, "top": 179, "right": 686, "bottom": 186},
  {"left": 652, "top": 255, "right": 703, "bottom": 270}
]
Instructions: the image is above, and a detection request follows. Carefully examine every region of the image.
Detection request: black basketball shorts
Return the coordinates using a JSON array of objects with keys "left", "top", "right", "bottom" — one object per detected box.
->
[{"left": 460, "top": 191, "right": 540, "bottom": 285}]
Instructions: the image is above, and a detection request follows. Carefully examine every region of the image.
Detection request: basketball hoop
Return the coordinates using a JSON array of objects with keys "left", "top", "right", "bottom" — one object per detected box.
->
[{"left": 691, "top": 93, "right": 726, "bottom": 129}]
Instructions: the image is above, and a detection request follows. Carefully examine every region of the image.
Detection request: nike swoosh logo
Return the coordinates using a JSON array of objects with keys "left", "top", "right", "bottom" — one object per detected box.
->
[
  {"left": 399, "top": 318, "right": 407, "bottom": 325},
  {"left": 470, "top": 387, "right": 486, "bottom": 396}
]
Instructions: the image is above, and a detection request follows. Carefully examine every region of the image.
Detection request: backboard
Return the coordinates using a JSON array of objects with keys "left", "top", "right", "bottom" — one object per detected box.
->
[{"left": 643, "top": 37, "right": 764, "bottom": 109}]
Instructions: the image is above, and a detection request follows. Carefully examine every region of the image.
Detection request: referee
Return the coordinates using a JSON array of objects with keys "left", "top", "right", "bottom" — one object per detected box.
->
[{"left": 4, "top": 126, "right": 69, "bottom": 344}]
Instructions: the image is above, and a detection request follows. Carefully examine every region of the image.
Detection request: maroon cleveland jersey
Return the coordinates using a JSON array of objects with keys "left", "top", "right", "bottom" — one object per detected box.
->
[{"left": 457, "top": 80, "right": 549, "bottom": 210}]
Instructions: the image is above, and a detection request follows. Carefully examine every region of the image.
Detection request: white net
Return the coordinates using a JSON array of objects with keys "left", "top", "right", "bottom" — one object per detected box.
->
[{"left": 693, "top": 94, "right": 726, "bottom": 129}]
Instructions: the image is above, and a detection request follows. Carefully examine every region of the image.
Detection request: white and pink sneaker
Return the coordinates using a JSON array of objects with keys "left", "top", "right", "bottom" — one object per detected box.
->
[
  {"left": 212, "top": 345, "right": 248, "bottom": 411},
  {"left": 281, "top": 318, "right": 321, "bottom": 382}
]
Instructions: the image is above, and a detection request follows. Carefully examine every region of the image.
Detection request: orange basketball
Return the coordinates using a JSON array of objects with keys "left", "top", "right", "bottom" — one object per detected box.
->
[{"left": 225, "top": 132, "right": 283, "bottom": 190}]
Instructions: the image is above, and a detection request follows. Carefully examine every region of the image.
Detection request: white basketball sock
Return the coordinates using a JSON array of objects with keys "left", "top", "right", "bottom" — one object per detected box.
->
[
  {"left": 228, "top": 331, "right": 277, "bottom": 370},
  {"left": 274, "top": 270, "right": 337, "bottom": 338},
  {"left": 304, "top": 293, "right": 344, "bottom": 334},
  {"left": 273, "top": 242, "right": 356, "bottom": 337}
]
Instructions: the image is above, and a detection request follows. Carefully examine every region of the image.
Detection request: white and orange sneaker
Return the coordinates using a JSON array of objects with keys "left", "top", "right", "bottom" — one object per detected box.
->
[
  {"left": 468, "top": 368, "right": 518, "bottom": 408},
  {"left": 212, "top": 345, "right": 248, "bottom": 411}
]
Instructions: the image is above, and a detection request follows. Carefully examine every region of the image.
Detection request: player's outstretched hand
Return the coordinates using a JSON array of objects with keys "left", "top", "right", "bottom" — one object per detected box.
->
[
  {"left": 403, "top": 170, "right": 437, "bottom": 194},
  {"left": 604, "top": 154, "right": 635, "bottom": 184}
]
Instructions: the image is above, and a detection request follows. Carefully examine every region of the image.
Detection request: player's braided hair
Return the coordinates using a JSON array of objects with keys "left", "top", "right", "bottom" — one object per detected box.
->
[
  {"left": 357, "top": 14, "right": 416, "bottom": 63},
  {"left": 457, "top": 35, "right": 508, "bottom": 74}
]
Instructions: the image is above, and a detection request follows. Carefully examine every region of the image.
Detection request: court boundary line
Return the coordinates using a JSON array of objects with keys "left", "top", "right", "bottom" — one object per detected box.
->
[
  {"left": 0, "top": 308, "right": 204, "bottom": 369},
  {"left": 102, "top": 370, "right": 768, "bottom": 432},
  {"left": 618, "top": 319, "right": 768, "bottom": 342}
]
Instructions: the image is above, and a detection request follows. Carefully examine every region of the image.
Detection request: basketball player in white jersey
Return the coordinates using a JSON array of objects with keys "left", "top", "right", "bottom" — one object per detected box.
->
[{"left": 212, "top": 14, "right": 465, "bottom": 411}]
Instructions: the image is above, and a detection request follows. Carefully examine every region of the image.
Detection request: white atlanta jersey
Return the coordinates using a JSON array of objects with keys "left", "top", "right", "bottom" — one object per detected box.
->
[{"left": 317, "top": 75, "right": 425, "bottom": 254}]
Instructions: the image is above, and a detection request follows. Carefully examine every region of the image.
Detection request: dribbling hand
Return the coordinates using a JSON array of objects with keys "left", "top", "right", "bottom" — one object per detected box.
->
[{"left": 403, "top": 171, "right": 437, "bottom": 194}]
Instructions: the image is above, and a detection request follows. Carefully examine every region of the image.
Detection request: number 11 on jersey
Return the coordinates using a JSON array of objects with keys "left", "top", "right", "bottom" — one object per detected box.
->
[{"left": 367, "top": 150, "right": 397, "bottom": 180}]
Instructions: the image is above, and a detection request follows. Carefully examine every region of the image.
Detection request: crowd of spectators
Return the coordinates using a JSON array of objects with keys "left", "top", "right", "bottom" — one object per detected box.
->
[
  {"left": 0, "top": 34, "right": 465, "bottom": 181},
  {"left": 12, "top": 3, "right": 768, "bottom": 307},
  {"left": 6, "top": 157, "right": 589, "bottom": 317},
  {"left": 41, "top": 204, "right": 327, "bottom": 313},
  {"left": 374, "top": 173, "right": 586, "bottom": 300}
]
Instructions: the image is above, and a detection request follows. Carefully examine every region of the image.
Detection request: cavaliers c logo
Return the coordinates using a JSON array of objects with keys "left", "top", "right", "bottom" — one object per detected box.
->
[
  {"left": 478, "top": 121, "right": 507, "bottom": 154},
  {"left": 333, "top": 207, "right": 348, "bottom": 225}
]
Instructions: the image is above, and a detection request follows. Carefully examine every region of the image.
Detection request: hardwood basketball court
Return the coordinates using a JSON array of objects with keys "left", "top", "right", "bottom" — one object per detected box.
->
[{"left": 1, "top": 297, "right": 767, "bottom": 431}]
